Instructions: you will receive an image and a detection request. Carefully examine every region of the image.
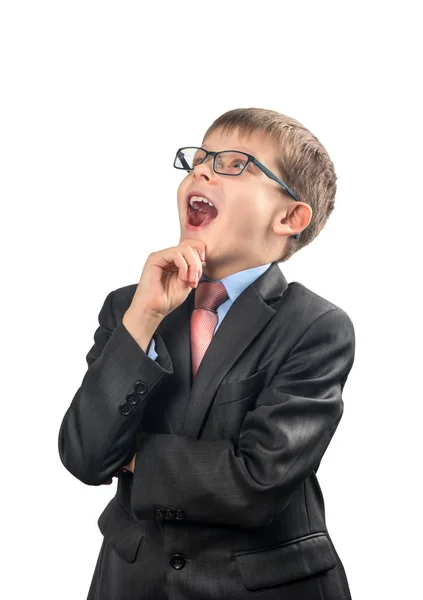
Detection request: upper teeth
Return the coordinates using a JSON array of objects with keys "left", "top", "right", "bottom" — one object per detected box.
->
[{"left": 189, "top": 196, "right": 214, "bottom": 210}]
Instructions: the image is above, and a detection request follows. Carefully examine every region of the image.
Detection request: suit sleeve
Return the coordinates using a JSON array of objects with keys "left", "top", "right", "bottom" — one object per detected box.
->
[
  {"left": 130, "top": 307, "right": 355, "bottom": 528},
  {"left": 58, "top": 289, "right": 173, "bottom": 486}
]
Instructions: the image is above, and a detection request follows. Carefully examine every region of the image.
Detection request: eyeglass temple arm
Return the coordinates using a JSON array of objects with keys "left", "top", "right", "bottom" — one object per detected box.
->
[
  {"left": 177, "top": 150, "right": 191, "bottom": 171},
  {"left": 252, "top": 159, "right": 301, "bottom": 240},
  {"left": 253, "top": 159, "right": 299, "bottom": 202}
]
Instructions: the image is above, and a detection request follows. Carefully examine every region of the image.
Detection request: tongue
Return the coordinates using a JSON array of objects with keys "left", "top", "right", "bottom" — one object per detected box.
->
[{"left": 189, "top": 205, "right": 216, "bottom": 227}]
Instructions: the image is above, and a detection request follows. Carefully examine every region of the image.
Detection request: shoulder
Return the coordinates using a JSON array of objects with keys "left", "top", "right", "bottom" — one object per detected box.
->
[
  {"left": 273, "top": 282, "right": 355, "bottom": 367},
  {"left": 287, "top": 280, "right": 345, "bottom": 312},
  {"left": 280, "top": 280, "right": 355, "bottom": 336}
]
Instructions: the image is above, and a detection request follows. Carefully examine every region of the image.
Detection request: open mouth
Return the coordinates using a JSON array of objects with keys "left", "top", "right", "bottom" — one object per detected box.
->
[{"left": 186, "top": 199, "right": 219, "bottom": 229}]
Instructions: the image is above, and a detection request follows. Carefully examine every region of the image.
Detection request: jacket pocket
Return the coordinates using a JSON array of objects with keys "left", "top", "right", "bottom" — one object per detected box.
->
[
  {"left": 216, "top": 369, "right": 266, "bottom": 404},
  {"left": 233, "top": 532, "right": 337, "bottom": 591},
  {"left": 97, "top": 498, "right": 145, "bottom": 563}
]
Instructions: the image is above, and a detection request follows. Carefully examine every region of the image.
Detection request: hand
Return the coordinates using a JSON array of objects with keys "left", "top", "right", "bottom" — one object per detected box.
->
[
  {"left": 126, "top": 240, "right": 207, "bottom": 320},
  {"left": 123, "top": 453, "right": 136, "bottom": 473}
]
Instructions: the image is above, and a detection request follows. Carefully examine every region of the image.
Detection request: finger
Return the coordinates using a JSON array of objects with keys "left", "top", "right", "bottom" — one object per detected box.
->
[
  {"left": 182, "top": 245, "right": 203, "bottom": 284},
  {"left": 173, "top": 247, "right": 200, "bottom": 288},
  {"left": 179, "top": 240, "right": 206, "bottom": 263},
  {"left": 173, "top": 251, "right": 190, "bottom": 284},
  {"left": 153, "top": 243, "right": 205, "bottom": 285},
  {"left": 154, "top": 246, "right": 201, "bottom": 288},
  {"left": 180, "top": 244, "right": 205, "bottom": 285},
  {"left": 151, "top": 248, "right": 189, "bottom": 284}
]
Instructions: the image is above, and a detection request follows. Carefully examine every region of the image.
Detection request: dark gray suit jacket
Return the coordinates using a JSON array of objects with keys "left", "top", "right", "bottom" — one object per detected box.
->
[{"left": 58, "top": 262, "right": 355, "bottom": 600}]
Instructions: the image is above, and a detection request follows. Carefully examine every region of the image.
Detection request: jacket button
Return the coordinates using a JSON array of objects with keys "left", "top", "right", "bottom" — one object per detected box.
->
[
  {"left": 134, "top": 381, "right": 148, "bottom": 395},
  {"left": 175, "top": 509, "right": 185, "bottom": 520},
  {"left": 126, "top": 392, "right": 140, "bottom": 406},
  {"left": 164, "top": 508, "right": 174, "bottom": 520},
  {"left": 118, "top": 403, "right": 132, "bottom": 416},
  {"left": 154, "top": 508, "right": 164, "bottom": 519},
  {"left": 170, "top": 554, "right": 185, "bottom": 570}
]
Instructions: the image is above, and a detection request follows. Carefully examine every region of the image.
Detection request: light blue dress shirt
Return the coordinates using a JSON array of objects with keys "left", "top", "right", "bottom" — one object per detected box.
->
[{"left": 146, "top": 262, "right": 273, "bottom": 361}]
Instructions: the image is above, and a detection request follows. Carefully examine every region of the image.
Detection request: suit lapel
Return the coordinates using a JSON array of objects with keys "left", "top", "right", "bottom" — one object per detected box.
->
[{"left": 153, "top": 262, "right": 289, "bottom": 439}]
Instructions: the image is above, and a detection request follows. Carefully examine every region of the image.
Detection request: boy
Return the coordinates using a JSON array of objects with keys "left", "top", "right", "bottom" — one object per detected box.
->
[{"left": 58, "top": 107, "right": 355, "bottom": 600}]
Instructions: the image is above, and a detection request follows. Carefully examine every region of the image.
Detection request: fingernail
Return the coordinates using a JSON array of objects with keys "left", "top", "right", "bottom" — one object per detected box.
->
[{"left": 201, "top": 251, "right": 205, "bottom": 261}]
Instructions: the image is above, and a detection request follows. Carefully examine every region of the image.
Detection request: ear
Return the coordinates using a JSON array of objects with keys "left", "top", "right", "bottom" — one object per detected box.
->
[{"left": 273, "top": 201, "right": 312, "bottom": 238}]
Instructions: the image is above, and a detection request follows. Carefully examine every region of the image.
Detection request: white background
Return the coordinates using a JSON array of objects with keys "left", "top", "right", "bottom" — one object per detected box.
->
[{"left": 1, "top": 1, "right": 421, "bottom": 598}]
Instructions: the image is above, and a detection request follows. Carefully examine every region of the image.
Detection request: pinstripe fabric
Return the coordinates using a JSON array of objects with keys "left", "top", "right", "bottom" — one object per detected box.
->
[{"left": 190, "top": 281, "right": 229, "bottom": 378}]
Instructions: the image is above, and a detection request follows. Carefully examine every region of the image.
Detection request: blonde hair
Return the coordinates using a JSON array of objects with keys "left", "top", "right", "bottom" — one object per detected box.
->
[{"left": 202, "top": 108, "right": 337, "bottom": 262}]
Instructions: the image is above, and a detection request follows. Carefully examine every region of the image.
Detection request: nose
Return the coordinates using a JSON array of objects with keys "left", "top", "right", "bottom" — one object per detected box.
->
[{"left": 192, "top": 155, "right": 217, "bottom": 182}]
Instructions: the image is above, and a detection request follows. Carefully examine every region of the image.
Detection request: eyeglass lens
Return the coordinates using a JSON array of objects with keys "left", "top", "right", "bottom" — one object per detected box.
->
[{"left": 175, "top": 147, "right": 248, "bottom": 175}]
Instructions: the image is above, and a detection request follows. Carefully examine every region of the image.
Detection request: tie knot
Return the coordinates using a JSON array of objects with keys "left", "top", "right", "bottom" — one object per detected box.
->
[{"left": 194, "top": 281, "right": 228, "bottom": 312}]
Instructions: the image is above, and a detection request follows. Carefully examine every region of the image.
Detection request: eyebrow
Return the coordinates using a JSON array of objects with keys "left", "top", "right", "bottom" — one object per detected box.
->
[{"left": 201, "top": 144, "right": 253, "bottom": 153}]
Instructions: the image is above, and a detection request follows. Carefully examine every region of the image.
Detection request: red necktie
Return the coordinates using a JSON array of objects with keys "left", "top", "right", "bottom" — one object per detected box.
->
[{"left": 190, "top": 280, "right": 229, "bottom": 378}]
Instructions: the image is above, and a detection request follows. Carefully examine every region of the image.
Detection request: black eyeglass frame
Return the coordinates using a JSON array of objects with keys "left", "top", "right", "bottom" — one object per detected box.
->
[{"left": 174, "top": 146, "right": 301, "bottom": 239}]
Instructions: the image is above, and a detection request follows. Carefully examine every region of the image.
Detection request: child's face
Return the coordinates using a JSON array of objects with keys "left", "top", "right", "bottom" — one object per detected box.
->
[{"left": 177, "top": 127, "right": 298, "bottom": 280}]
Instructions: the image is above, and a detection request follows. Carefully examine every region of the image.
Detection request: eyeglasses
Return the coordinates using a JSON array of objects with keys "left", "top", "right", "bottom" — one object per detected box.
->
[{"left": 174, "top": 146, "right": 301, "bottom": 239}]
